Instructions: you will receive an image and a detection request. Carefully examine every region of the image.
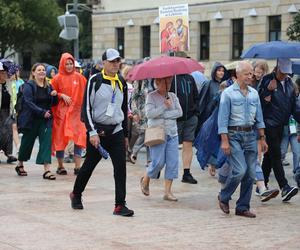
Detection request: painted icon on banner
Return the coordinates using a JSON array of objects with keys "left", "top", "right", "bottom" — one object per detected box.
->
[{"left": 159, "top": 4, "right": 189, "bottom": 53}]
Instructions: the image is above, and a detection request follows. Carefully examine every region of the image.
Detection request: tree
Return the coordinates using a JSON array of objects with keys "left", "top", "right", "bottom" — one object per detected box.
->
[
  {"left": 0, "top": 0, "right": 63, "bottom": 58},
  {"left": 287, "top": 12, "right": 300, "bottom": 41}
]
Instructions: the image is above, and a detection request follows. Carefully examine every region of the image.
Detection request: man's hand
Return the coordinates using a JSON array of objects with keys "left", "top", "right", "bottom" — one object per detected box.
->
[
  {"left": 221, "top": 140, "right": 231, "bottom": 155},
  {"left": 61, "top": 94, "right": 72, "bottom": 106},
  {"left": 267, "top": 79, "right": 277, "bottom": 91},
  {"left": 90, "top": 134, "right": 100, "bottom": 148},
  {"left": 260, "top": 139, "right": 268, "bottom": 153},
  {"left": 132, "top": 114, "right": 140, "bottom": 123},
  {"left": 264, "top": 95, "right": 271, "bottom": 102},
  {"left": 125, "top": 137, "right": 129, "bottom": 150}
]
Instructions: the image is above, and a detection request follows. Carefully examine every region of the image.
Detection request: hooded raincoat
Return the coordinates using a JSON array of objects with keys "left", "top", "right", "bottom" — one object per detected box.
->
[{"left": 51, "top": 53, "right": 87, "bottom": 152}]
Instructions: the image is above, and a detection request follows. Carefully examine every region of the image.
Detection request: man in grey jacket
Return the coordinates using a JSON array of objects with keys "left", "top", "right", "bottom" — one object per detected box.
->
[{"left": 70, "top": 48, "right": 134, "bottom": 216}]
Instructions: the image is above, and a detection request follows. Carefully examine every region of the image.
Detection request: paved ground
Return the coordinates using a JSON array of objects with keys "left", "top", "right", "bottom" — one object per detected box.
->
[{"left": 0, "top": 147, "right": 300, "bottom": 250}]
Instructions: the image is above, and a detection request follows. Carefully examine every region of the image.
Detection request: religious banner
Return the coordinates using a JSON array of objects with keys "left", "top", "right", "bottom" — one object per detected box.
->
[{"left": 159, "top": 4, "right": 189, "bottom": 54}]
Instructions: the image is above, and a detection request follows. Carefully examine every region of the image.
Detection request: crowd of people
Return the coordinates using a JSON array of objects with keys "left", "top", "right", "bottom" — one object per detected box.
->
[{"left": 1, "top": 47, "right": 300, "bottom": 218}]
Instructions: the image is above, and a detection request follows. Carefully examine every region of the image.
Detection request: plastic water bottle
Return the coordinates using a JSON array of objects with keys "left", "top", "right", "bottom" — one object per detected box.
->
[{"left": 98, "top": 145, "right": 109, "bottom": 159}]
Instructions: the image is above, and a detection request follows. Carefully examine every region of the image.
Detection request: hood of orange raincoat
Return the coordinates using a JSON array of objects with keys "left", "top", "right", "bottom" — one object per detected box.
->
[{"left": 58, "top": 53, "right": 75, "bottom": 75}]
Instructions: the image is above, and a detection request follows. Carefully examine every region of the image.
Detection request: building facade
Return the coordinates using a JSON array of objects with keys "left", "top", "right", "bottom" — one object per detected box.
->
[{"left": 92, "top": 0, "right": 299, "bottom": 72}]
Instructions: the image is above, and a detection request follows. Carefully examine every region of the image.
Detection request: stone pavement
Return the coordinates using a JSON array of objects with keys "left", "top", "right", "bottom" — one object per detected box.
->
[{"left": 0, "top": 149, "right": 299, "bottom": 250}]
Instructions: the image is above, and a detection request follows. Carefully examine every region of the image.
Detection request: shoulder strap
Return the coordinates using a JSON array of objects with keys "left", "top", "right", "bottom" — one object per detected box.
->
[{"left": 94, "top": 73, "right": 103, "bottom": 93}]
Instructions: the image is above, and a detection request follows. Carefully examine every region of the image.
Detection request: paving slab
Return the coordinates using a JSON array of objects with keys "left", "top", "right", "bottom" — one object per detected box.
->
[{"left": 0, "top": 150, "right": 299, "bottom": 250}]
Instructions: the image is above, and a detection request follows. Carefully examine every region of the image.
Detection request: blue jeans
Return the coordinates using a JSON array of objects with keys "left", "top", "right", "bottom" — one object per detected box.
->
[
  {"left": 220, "top": 130, "right": 257, "bottom": 211},
  {"left": 281, "top": 133, "right": 300, "bottom": 175},
  {"left": 147, "top": 135, "right": 179, "bottom": 180}
]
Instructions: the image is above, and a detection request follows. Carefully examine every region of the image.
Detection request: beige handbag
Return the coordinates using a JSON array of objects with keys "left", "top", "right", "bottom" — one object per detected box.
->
[{"left": 144, "top": 126, "right": 165, "bottom": 146}]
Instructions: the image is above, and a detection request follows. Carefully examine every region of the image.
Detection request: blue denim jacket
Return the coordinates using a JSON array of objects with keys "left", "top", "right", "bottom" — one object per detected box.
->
[{"left": 218, "top": 82, "right": 265, "bottom": 134}]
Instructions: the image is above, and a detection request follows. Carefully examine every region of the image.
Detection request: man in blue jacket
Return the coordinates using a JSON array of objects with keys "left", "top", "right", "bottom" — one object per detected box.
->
[{"left": 259, "top": 58, "right": 299, "bottom": 202}]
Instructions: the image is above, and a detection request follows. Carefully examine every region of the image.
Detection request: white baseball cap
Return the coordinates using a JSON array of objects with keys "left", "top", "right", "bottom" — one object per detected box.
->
[
  {"left": 75, "top": 60, "right": 81, "bottom": 68},
  {"left": 278, "top": 58, "right": 292, "bottom": 74},
  {"left": 102, "top": 48, "right": 121, "bottom": 61},
  {"left": 0, "top": 62, "right": 4, "bottom": 71}
]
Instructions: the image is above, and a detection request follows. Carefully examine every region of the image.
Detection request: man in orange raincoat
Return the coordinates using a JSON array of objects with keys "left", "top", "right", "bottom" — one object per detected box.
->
[{"left": 51, "top": 53, "right": 87, "bottom": 175}]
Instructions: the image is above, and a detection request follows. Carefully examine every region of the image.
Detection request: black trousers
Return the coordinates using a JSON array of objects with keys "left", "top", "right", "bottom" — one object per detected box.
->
[
  {"left": 73, "top": 130, "right": 127, "bottom": 206},
  {"left": 262, "top": 126, "right": 288, "bottom": 189}
]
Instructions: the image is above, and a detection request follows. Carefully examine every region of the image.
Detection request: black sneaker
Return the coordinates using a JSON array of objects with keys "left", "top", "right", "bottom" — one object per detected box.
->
[
  {"left": 295, "top": 174, "right": 300, "bottom": 188},
  {"left": 70, "top": 192, "right": 84, "bottom": 209},
  {"left": 260, "top": 188, "right": 279, "bottom": 202},
  {"left": 182, "top": 173, "right": 198, "bottom": 184},
  {"left": 113, "top": 205, "right": 134, "bottom": 217},
  {"left": 7, "top": 156, "right": 17, "bottom": 163},
  {"left": 74, "top": 168, "right": 80, "bottom": 175},
  {"left": 281, "top": 185, "right": 298, "bottom": 202}
]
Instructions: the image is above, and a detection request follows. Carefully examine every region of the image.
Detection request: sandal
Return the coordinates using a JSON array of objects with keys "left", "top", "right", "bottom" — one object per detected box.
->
[
  {"left": 56, "top": 167, "right": 67, "bottom": 175},
  {"left": 43, "top": 171, "right": 56, "bottom": 180},
  {"left": 15, "top": 165, "right": 28, "bottom": 176}
]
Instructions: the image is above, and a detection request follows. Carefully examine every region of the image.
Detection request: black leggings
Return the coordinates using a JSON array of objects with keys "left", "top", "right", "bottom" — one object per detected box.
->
[{"left": 73, "top": 130, "right": 127, "bottom": 206}]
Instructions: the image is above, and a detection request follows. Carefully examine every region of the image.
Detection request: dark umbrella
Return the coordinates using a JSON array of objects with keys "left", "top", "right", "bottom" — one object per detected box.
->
[{"left": 241, "top": 41, "right": 300, "bottom": 59}]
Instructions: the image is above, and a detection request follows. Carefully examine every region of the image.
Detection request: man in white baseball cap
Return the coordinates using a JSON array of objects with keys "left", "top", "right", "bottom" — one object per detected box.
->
[{"left": 102, "top": 48, "right": 121, "bottom": 62}]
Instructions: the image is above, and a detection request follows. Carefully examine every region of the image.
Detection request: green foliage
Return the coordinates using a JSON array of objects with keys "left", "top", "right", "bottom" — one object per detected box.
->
[
  {"left": 0, "top": 0, "right": 63, "bottom": 58},
  {"left": 287, "top": 12, "right": 300, "bottom": 41}
]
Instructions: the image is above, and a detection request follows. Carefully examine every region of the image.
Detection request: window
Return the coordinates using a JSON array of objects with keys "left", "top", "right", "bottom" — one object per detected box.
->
[
  {"left": 232, "top": 19, "right": 244, "bottom": 59},
  {"left": 141, "top": 26, "right": 151, "bottom": 58},
  {"left": 116, "top": 27, "right": 124, "bottom": 58},
  {"left": 269, "top": 15, "right": 281, "bottom": 41},
  {"left": 199, "top": 21, "right": 210, "bottom": 60}
]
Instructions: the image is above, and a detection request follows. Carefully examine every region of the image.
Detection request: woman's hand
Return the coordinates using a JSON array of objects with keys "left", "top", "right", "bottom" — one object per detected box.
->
[
  {"left": 50, "top": 90, "right": 57, "bottom": 96},
  {"left": 164, "top": 98, "right": 172, "bottom": 108},
  {"left": 44, "top": 110, "right": 52, "bottom": 119},
  {"left": 60, "top": 94, "right": 72, "bottom": 106}
]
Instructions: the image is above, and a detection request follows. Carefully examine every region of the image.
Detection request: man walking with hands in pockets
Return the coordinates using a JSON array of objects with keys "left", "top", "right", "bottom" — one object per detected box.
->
[{"left": 217, "top": 61, "right": 268, "bottom": 218}]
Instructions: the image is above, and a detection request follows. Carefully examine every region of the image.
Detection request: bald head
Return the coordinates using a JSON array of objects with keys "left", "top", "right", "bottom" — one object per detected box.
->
[
  {"left": 236, "top": 61, "right": 253, "bottom": 74},
  {"left": 236, "top": 61, "right": 254, "bottom": 86}
]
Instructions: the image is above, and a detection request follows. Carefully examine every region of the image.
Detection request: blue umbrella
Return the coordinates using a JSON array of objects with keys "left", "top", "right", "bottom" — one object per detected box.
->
[
  {"left": 241, "top": 41, "right": 300, "bottom": 59},
  {"left": 292, "top": 61, "right": 300, "bottom": 75}
]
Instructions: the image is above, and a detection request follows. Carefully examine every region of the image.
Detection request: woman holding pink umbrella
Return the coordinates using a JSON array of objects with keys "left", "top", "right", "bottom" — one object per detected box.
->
[{"left": 140, "top": 76, "right": 182, "bottom": 201}]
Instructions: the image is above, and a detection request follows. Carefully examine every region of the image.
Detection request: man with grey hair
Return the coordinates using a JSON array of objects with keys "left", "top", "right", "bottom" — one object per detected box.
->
[{"left": 217, "top": 61, "right": 268, "bottom": 218}]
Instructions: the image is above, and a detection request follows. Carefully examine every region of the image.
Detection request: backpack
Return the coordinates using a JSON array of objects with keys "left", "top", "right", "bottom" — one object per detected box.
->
[
  {"left": 14, "top": 83, "right": 34, "bottom": 115},
  {"left": 14, "top": 84, "right": 25, "bottom": 114}
]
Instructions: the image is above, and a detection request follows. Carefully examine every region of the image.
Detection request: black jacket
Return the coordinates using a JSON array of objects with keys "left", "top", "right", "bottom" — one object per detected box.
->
[
  {"left": 259, "top": 73, "right": 300, "bottom": 127},
  {"left": 170, "top": 74, "right": 198, "bottom": 121}
]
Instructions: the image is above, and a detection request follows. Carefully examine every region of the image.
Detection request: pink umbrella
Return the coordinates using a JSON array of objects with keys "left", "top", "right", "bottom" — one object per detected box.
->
[{"left": 127, "top": 56, "right": 205, "bottom": 81}]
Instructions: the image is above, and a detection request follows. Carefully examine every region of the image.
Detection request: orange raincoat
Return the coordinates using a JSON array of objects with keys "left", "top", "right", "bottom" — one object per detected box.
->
[{"left": 51, "top": 53, "right": 87, "bottom": 152}]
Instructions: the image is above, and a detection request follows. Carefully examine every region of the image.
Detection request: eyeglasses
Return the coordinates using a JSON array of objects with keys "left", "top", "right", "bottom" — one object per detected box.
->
[{"left": 108, "top": 58, "right": 121, "bottom": 63}]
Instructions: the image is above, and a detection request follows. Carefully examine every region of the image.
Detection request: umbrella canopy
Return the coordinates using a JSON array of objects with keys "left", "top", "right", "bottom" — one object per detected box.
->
[
  {"left": 292, "top": 61, "right": 300, "bottom": 75},
  {"left": 225, "top": 60, "right": 251, "bottom": 70},
  {"left": 241, "top": 41, "right": 300, "bottom": 59},
  {"left": 127, "top": 56, "right": 205, "bottom": 81}
]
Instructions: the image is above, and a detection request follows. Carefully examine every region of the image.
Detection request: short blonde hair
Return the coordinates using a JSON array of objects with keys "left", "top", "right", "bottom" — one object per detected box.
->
[{"left": 121, "top": 65, "right": 133, "bottom": 79}]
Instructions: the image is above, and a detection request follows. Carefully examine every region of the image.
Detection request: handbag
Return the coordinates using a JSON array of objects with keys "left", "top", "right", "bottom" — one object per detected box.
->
[{"left": 144, "top": 126, "right": 165, "bottom": 146}]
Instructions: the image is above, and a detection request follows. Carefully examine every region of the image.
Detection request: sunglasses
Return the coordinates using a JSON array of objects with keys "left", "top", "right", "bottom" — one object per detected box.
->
[{"left": 108, "top": 58, "right": 121, "bottom": 63}]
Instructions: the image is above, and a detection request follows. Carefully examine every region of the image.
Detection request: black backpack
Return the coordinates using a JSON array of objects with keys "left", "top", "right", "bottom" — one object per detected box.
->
[{"left": 15, "top": 83, "right": 34, "bottom": 115}]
